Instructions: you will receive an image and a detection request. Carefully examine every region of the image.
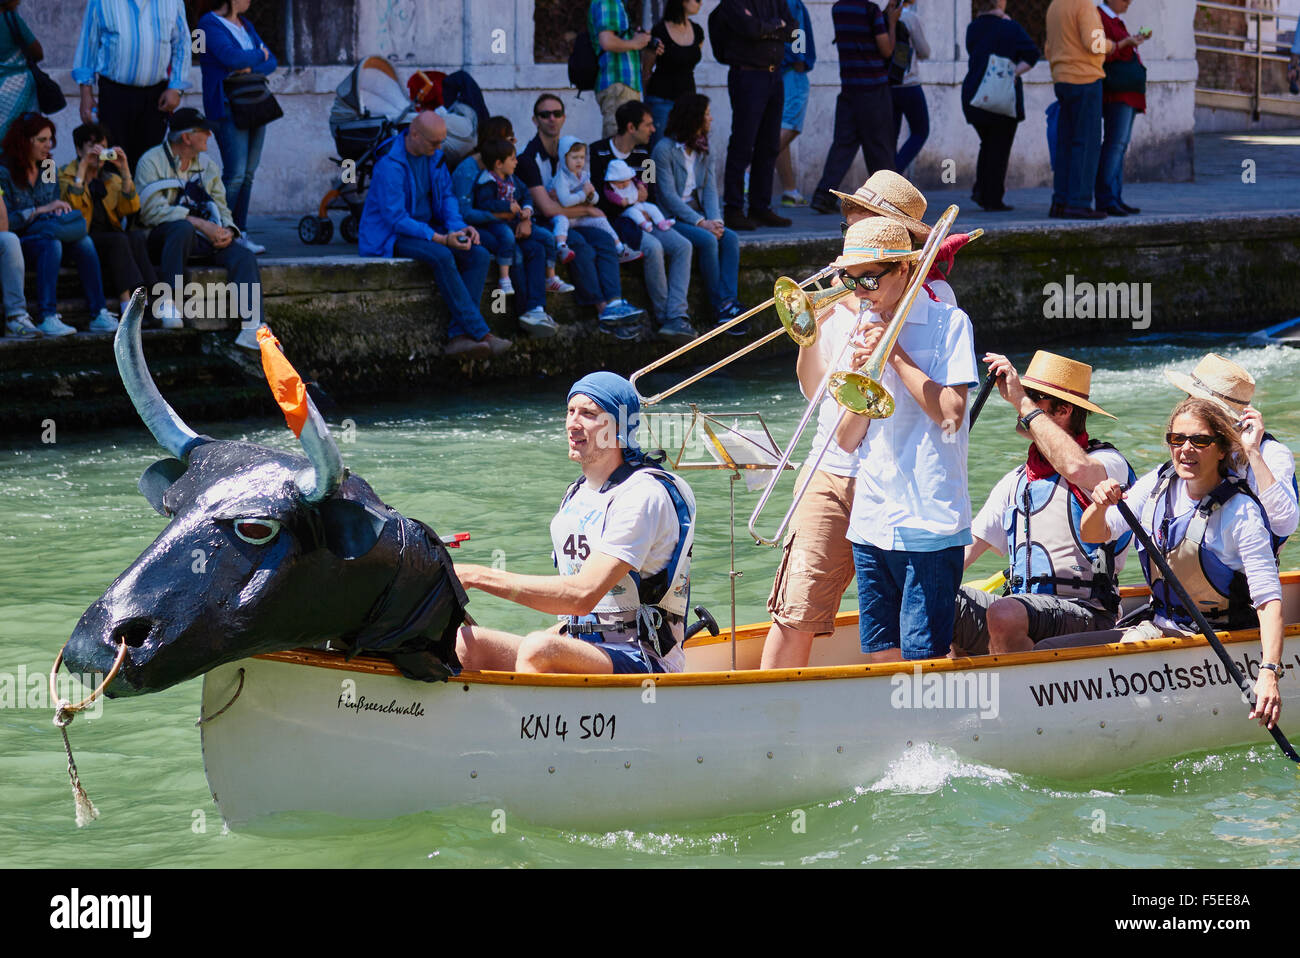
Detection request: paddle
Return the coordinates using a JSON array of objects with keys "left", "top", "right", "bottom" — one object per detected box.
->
[
  {"left": 1115, "top": 499, "right": 1300, "bottom": 763},
  {"left": 967, "top": 369, "right": 998, "bottom": 429}
]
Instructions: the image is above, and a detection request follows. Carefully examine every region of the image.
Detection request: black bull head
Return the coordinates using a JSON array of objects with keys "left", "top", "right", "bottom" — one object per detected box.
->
[{"left": 61, "top": 294, "right": 467, "bottom": 696}]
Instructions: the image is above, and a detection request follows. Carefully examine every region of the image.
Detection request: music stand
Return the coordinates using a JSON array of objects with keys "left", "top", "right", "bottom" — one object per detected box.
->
[{"left": 643, "top": 405, "right": 795, "bottom": 669}]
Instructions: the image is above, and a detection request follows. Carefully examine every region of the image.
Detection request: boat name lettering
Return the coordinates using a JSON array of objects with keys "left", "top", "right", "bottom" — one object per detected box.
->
[
  {"left": 520, "top": 712, "right": 615, "bottom": 741},
  {"left": 336, "top": 693, "right": 427, "bottom": 718}
]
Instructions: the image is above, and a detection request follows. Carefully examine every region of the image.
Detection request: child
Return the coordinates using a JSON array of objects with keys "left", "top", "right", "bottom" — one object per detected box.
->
[
  {"left": 603, "top": 158, "right": 675, "bottom": 233},
  {"left": 549, "top": 136, "right": 642, "bottom": 264}
]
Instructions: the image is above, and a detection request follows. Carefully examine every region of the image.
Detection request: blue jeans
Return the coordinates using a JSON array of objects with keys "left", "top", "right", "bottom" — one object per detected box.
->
[
  {"left": 392, "top": 235, "right": 490, "bottom": 340},
  {"left": 852, "top": 541, "right": 964, "bottom": 660},
  {"left": 512, "top": 233, "right": 546, "bottom": 312},
  {"left": 568, "top": 223, "right": 623, "bottom": 308},
  {"left": 214, "top": 116, "right": 267, "bottom": 231},
  {"left": 673, "top": 221, "right": 739, "bottom": 316},
  {"left": 1051, "top": 80, "right": 1103, "bottom": 209},
  {"left": 1095, "top": 101, "right": 1136, "bottom": 209},
  {"left": 646, "top": 94, "right": 674, "bottom": 153},
  {"left": 19, "top": 212, "right": 107, "bottom": 316},
  {"left": 614, "top": 217, "right": 691, "bottom": 322},
  {"left": 891, "top": 84, "right": 930, "bottom": 173},
  {"left": 0, "top": 230, "right": 27, "bottom": 317},
  {"left": 478, "top": 221, "right": 517, "bottom": 267}
]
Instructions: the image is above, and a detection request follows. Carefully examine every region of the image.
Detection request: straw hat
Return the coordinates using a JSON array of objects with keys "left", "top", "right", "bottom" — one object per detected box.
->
[
  {"left": 831, "top": 170, "right": 932, "bottom": 240},
  {"left": 1164, "top": 353, "right": 1255, "bottom": 418},
  {"left": 829, "top": 216, "right": 922, "bottom": 269},
  {"left": 1020, "top": 350, "right": 1115, "bottom": 419}
]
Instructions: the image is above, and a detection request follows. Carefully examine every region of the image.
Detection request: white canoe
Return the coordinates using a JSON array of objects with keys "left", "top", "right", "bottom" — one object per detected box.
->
[{"left": 200, "top": 573, "right": 1300, "bottom": 829}]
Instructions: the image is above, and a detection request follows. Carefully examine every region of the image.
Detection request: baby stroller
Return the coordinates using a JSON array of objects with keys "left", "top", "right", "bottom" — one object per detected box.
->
[{"left": 298, "top": 56, "right": 414, "bottom": 245}]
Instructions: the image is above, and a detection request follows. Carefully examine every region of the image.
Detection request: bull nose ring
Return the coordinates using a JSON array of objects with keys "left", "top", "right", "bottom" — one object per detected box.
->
[{"left": 49, "top": 637, "right": 129, "bottom": 727}]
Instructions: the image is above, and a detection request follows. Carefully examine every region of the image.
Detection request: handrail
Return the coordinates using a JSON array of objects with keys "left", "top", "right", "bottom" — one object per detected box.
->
[{"left": 1194, "top": 2, "right": 1300, "bottom": 120}]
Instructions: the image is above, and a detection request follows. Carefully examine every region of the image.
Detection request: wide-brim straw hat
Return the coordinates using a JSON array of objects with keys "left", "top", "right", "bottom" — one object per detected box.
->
[
  {"left": 829, "top": 216, "right": 922, "bottom": 269},
  {"left": 831, "top": 170, "right": 932, "bottom": 240},
  {"left": 1164, "top": 353, "right": 1256, "bottom": 418},
  {"left": 1020, "top": 350, "right": 1115, "bottom": 419}
]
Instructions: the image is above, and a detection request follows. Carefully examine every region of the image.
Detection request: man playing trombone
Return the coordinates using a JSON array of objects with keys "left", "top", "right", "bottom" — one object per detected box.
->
[{"left": 834, "top": 216, "right": 978, "bottom": 661}]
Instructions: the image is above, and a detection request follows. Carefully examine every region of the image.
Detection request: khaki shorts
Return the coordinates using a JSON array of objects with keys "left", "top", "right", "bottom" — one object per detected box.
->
[
  {"left": 596, "top": 82, "right": 642, "bottom": 138},
  {"left": 766, "top": 468, "right": 856, "bottom": 635}
]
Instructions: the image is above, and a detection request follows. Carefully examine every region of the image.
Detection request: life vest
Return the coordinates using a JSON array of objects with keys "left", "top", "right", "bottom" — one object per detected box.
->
[
  {"left": 552, "top": 460, "right": 695, "bottom": 655},
  {"left": 1003, "top": 440, "right": 1135, "bottom": 613},
  {"left": 1244, "top": 433, "right": 1296, "bottom": 561},
  {"left": 1137, "top": 461, "right": 1270, "bottom": 630}
]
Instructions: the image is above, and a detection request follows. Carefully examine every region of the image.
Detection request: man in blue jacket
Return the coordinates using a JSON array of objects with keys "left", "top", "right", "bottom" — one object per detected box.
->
[{"left": 360, "top": 111, "right": 510, "bottom": 359}]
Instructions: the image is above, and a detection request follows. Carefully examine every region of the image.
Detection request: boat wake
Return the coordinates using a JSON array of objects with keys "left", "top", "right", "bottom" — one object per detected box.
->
[{"left": 859, "top": 742, "right": 1018, "bottom": 796}]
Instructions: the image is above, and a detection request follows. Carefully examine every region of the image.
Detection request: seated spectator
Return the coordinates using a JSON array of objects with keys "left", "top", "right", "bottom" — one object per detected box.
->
[
  {"left": 0, "top": 112, "right": 117, "bottom": 336},
  {"left": 136, "top": 108, "right": 265, "bottom": 345},
  {"left": 590, "top": 100, "right": 696, "bottom": 343},
  {"left": 550, "top": 137, "right": 638, "bottom": 262},
  {"left": 515, "top": 93, "right": 645, "bottom": 339},
  {"left": 0, "top": 189, "right": 36, "bottom": 337},
  {"left": 452, "top": 116, "right": 574, "bottom": 295},
  {"left": 651, "top": 93, "right": 745, "bottom": 333},
  {"left": 358, "top": 109, "right": 510, "bottom": 359},
  {"left": 601, "top": 158, "right": 674, "bottom": 233},
  {"left": 59, "top": 123, "right": 160, "bottom": 320},
  {"left": 472, "top": 137, "right": 558, "bottom": 337}
]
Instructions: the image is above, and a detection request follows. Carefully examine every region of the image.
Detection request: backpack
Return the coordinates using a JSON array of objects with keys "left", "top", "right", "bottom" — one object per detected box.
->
[
  {"left": 707, "top": 5, "right": 731, "bottom": 66},
  {"left": 569, "top": 29, "right": 600, "bottom": 94}
]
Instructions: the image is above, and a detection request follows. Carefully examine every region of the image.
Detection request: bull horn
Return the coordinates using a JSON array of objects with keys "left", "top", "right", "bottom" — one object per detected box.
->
[
  {"left": 296, "top": 397, "right": 344, "bottom": 502},
  {"left": 113, "top": 289, "right": 205, "bottom": 460}
]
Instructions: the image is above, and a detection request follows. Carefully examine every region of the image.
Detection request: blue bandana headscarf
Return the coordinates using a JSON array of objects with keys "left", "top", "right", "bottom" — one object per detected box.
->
[{"left": 568, "top": 371, "right": 643, "bottom": 463}]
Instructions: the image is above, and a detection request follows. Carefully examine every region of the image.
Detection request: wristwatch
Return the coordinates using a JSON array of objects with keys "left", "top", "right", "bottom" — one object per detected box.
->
[
  {"left": 1261, "top": 662, "right": 1285, "bottom": 679},
  {"left": 1018, "top": 408, "right": 1045, "bottom": 431}
]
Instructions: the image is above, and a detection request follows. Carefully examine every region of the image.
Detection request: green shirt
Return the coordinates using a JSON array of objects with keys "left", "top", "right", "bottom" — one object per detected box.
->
[{"left": 588, "top": 0, "right": 642, "bottom": 95}]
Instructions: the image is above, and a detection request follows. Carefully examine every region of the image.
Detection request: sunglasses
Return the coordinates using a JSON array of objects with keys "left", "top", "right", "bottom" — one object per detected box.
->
[
  {"left": 837, "top": 263, "right": 896, "bottom": 291},
  {"left": 1166, "top": 432, "right": 1219, "bottom": 450},
  {"left": 535, "top": 109, "right": 564, "bottom": 119}
]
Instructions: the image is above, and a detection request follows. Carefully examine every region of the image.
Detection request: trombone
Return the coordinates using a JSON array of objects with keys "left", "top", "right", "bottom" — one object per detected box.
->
[
  {"left": 748, "top": 204, "right": 961, "bottom": 546},
  {"left": 629, "top": 268, "right": 856, "bottom": 407}
]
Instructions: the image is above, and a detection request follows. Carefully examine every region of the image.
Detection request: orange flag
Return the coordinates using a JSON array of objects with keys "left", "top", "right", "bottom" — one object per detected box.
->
[{"left": 256, "top": 326, "right": 309, "bottom": 438}]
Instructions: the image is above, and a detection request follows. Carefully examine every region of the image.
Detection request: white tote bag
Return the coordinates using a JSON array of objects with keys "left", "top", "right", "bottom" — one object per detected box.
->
[{"left": 970, "top": 53, "right": 1018, "bottom": 117}]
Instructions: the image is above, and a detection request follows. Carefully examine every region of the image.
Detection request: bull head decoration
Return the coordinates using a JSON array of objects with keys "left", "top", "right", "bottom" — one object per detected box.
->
[{"left": 60, "top": 292, "right": 467, "bottom": 696}]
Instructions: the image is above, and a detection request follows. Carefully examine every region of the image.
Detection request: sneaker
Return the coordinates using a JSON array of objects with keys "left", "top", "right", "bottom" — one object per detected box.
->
[
  {"left": 5, "top": 313, "right": 41, "bottom": 338},
  {"left": 597, "top": 320, "right": 641, "bottom": 341},
  {"left": 445, "top": 335, "right": 491, "bottom": 359},
  {"left": 88, "top": 308, "right": 119, "bottom": 333},
  {"left": 557, "top": 243, "right": 576, "bottom": 265},
  {"left": 234, "top": 322, "right": 265, "bottom": 351},
  {"left": 657, "top": 317, "right": 697, "bottom": 343},
  {"left": 617, "top": 247, "right": 643, "bottom": 264},
  {"left": 498, "top": 276, "right": 515, "bottom": 296},
  {"left": 519, "top": 307, "right": 558, "bottom": 338},
  {"left": 718, "top": 300, "right": 745, "bottom": 320},
  {"left": 751, "top": 208, "right": 792, "bottom": 228},
  {"left": 718, "top": 314, "right": 750, "bottom": 337},
  {"left": 598, "top": 299, "right": 645, "bottom": 325},
  {"left": 482, "top": 333, "right": 513, "bottom": 356},
  {"left": 656, "top": 219, "right": 675, "bottom": 230},
  {"left": 236, "top": 234, "right": 267, "bottom": 254},
  {"left": 38, "top": 314, "right": 77, "bottom": 337},
  {"left": 545, "top": 275, "right": 575, "bottom": 294},
  {"left": 156, "top": 301, "right": 185, "bottom": 329},
  {"left": 808, "top": 192, "right": 839, "bottom": 215},
  {"left": 781, "top": 190, "right": 807, "bottom": 207}
]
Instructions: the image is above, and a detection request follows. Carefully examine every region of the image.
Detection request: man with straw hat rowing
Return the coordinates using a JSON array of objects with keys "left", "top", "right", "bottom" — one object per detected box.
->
[
  {"left": 834, "top": 215, "right": 978, "bottom": 661},
  {"left": 952, "top": 350, "right": 1136, "bottom": 655},
  {"left": 1165, "top": 353, "right": 1298, "bottom": 557}
]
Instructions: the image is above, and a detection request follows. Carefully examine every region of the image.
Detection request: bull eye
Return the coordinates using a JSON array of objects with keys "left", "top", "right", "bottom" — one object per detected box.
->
[{"left": 233, "top": 518, "right": 281, "bottom": 545}]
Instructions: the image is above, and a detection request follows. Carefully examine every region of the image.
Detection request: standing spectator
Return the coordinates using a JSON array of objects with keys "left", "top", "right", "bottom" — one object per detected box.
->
[
  {"left": 1095, "top": 1, "right": 1150, "bottom": 216},
  {"left": 0, "top": 0, "right": 37, "bottom": 142},
  {"left": 716, "top": 0, "right": 796, "bottom": 231},
  {"left": 357, "top": 111, "right": 509, "bottom": 359},
  {"left": 961, "top": 0, "right": 1039, "bottom": 212},
  {"left": 643, "top": 0, "right": 705, "bottom": 152},
  {"left": 198, "top": 0, "right": 279, "bottom": 254},
  {"left": 590, "top": 100, "right": 697, "bottom": 343},
  {"left": 776, "top": 0, "right": 816, "bottom": 207},
  {"left": 136, "top": 108, "right": 268, "bottom": 348},
  {"left": 0, "top": 188, "right": 36, "bottom": 337},
  {"left": 1045, "top": 0, "right": 1112, "bottom": 219},
  {"left": 589, "top": 0, "right": 656, "bottom": 139},
  {"left": 59, "top": 123, "right": 160, "bottom": 319},
  {"left": 890, "top": 0, "right": 930, "bottom": 173},
  {"left": 808, "top": 0, "right": 900, "bottom": 215},
  {"left": 652, "top": 94, "right": 745, "bottom": 333},
  {"left": 0, "top": 114, "right": 117, "bottom": 336},
  {"left": 515, "top": 92, "right": 645, "bottom": 338},
  {"left": 73, "top": 0, "right": 192, "bottom": 169}
]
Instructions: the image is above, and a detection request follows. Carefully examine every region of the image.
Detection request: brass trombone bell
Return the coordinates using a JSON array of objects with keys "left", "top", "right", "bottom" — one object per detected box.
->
[
  {"left": 828, "top": 370, "right": 894, "bottom": 418},
  {"left": 772, "top": 276, "right": 851, "bottom": 348}
]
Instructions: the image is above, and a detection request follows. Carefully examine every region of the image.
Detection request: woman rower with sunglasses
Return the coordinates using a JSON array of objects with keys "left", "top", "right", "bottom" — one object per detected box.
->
[{"left": 1041, "top": 396, "right": 1282, "bottom": 729}]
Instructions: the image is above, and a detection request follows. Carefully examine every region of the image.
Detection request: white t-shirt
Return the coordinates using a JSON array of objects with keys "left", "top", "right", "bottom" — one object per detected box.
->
[
  {"left": 801, "top": 301, "right": 863, "bottom": 478},
  {"left": 1105, "top": 466, "right": 1282, "bottom": 626},
  {"left": 846, "top": 295, "right": 979, "bottom": 549},
  {"left": 1240, "top": 437, "right": 1298, "bottom": 539},
  {"left": 972, "top": 445, "right": 1133, "bottom": 573}
]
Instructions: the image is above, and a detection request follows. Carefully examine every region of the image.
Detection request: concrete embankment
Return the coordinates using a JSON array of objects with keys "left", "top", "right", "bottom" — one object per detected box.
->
[{"left": 4, "top": 210, "right": 1299, "bottom": 440}]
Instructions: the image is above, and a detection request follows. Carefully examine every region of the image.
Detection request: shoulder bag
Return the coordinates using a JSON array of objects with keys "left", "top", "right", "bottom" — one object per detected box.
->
[
  {"left": 970, "top": 53, "right": 1017, "bottom": 117},
  {"left": 4, "top": 11, "right": 64, "bottom": 114},
  {"left": 223, "top": 71, "right": 283, "bottom": 130}
]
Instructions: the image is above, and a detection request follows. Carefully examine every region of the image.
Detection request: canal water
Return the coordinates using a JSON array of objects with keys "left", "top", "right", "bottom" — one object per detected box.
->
[{"left": 3, "top": 338, "right": 1299, "bottom": 867}]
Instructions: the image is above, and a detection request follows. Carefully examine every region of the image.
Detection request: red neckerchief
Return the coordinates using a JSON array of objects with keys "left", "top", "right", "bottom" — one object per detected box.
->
[{"left": 1026, "top": 430, "right": 1093, "bottom": 507}]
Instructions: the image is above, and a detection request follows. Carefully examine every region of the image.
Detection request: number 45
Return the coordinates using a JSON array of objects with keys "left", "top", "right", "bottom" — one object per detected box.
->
[{"left": 562, "top": 534, "right": 590, "bottom": 560}]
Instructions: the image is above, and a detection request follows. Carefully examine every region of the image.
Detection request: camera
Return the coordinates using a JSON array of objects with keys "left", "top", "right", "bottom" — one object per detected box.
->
[{"left": 100, "top": 147, "right": 118, "bottom": 162}]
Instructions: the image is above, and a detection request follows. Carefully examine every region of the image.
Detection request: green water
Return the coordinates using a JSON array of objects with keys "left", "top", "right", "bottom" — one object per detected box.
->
[{"left": 4, "top": 339, "right": 1300, "bottom": 867}]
